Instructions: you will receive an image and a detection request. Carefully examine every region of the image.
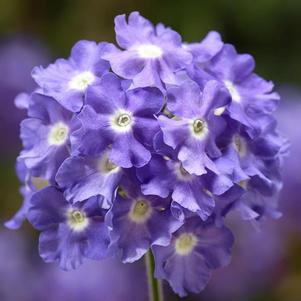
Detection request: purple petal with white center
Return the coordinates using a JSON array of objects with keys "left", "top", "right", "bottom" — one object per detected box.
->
[
  {"left": 108, "top": 176, "right": 182, "bottom": 263},
  {"left": 108, "top": 194, "right": 181, "bottom": 263},
  {"left": 28, "top": 187, "right": 110, "bottom": 270},
  {"left": 104, "top": 12, "right": 192, "bottom": 89},
  {"left": 32, "top": 41, "right": 109, "bottom": 112},
  {"left": 153, "top": 218, "right": 234, "bottom": 296},
  {"left": 56, "top": 154, "right": 121, "bottom": 207}
]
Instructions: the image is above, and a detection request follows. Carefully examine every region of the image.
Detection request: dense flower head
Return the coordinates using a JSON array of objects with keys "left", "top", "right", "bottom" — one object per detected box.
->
[{"left": 6, "top": 11, "right": 286, "bottom": 297}]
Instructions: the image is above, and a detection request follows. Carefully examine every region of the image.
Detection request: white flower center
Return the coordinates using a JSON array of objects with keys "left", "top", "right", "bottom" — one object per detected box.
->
[
  {"left": 224, "top": 80, "right": 241, "bottom": 103},
  {"left": 136, "top": 44, "right": 163, "bottom": 59},
  {"left": 129, "top": 199, "right": 152, "bottom": 223},
  {"left": 110, "top": 110, "right": 133, "bottom": 133},
  {"left": 69, "top": 71, "right": 95, "bottom": 91},
  {"left": 67, "top": 209, "right": 89, "bottom": 232},
  {"left": 48, "top": 122, "right": 69, "bottom": 146},
  {"left": 190, "top": 118, "right": 208, "bottom": 140},
  {"left": 175, "top": 233, "right": 198, "bottom": 256},
  {"left": 233, "top": 135, "right": 247, "bottom": 157}
]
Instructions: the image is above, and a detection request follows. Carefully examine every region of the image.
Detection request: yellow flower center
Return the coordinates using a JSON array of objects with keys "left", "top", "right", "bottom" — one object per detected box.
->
[
  {"left": 48, "top": 122, "right": 69, "bottom": 146},
  {"left": 111, "top": 110, "right": 133, "bottom": 133},
  {"left": 190, "top": 118, "right": 208, "bottom": 140},
  {"left": 117, "top": 114, "right": 131, "bottom": 127},
  {"left": 67, "top": 209, "right": 89, "bottom": 232},
  {"left": 31, "top": 177, "right": 49, "bottom": 190},
  {"left": 175, "top": 233, "right": 198, "bottom": 256},
  {"left": 129, "top": 200, "right": 152, "bottom": 223}
]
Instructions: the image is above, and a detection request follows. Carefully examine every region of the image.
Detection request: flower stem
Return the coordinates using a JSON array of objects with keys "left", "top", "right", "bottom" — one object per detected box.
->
[{"left": 145, "top": 250, "right": 164, "bottom": 301}]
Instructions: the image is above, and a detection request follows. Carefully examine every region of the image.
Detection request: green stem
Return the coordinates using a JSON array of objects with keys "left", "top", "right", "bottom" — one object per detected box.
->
[{"left": 145, "top": 250, "right": 164, "bottom": 301}]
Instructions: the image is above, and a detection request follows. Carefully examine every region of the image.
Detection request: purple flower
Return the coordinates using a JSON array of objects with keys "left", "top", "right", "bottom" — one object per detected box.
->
[
  {"left": 32, "top": 41, "right": 109, "bottom": 112},
  {"left": 56, "top": 150, "right": 122, "bottom": 207},
  {"left": 107, "top": 173, "right": 182, "bottom": 263},
  {"left": 215, "top": 126, "right": 278, "bottom": 182},
  {"left": 28, "top": 186, "right": 110, "bottom": 270},
  {"left": 72, "top": 73, "right": 163, "bottom": 168},
  {"left": 236, "top": 162, "right": 283, "bottom": 221},
  {"left": 102, "top": 12, "right": 192, "bottom": 90},
  {"left": 224, "top": 124, "right": 284, "bottom": 221},
  {"left": 158, "top": 80, "right": 230, "bottom": 175},
  {"left": 19, "top": 93, "right": 77, "bottom": 180},
  {"left": 203, "top": 90, "right": 301, "bottom": 301},
  {"left": 153, "top": 217, "right": 234, "bottom": 297},
  {"left": 210, "top": 185, "right": 244, "bottom": 227},
  {"left": 192, "top": 44, "right": 279, "bottom": 136},
  {"left": 137, "top": 155, "right": 217, "bottom": 221}
]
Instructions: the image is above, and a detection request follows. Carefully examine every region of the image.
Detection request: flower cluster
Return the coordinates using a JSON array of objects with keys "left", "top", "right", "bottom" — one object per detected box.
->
[{"left": 6, "top": 12, "right": 286, "bottom": 297}]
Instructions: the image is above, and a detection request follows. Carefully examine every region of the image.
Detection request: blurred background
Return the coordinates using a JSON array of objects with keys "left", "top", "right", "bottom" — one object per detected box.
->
[{"left": 1, "top": 0, "right": 301, "bottom": 300}]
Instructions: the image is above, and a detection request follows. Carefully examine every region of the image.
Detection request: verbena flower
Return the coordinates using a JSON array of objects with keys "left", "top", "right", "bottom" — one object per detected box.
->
[
  {"left": 137, "top": 155, "right": 216, "bottom": 221},
  {"left": 6, "top": 11, "right": 287, "bottom": 297},
  {"left": 32, "top": 41, "right": 110, "bottom": 112},
  {"left": 28, "top": 186, "right": 109, "bottom": 270},
  {"left": 72, "top": 73, "right": 163, "bottom": 168},
  {"left": 191, "top": 43, "right": 280, "bottom": 137},
  {"left": 153, "top": 217, "right": 234, "bottom": 297},
  {"left": 107, "top": 172, "right": 182, "bottom": 263},
  {"left": 19, "top": 93, "right": 76, "bottom": 180},
  {"left": 102, "top": 12, "right": 192, "bottom": 90},
  {"left": 158, "top": 80, "right": 230, "bottom": 175},
  {"left": 56, "top": 150, "right": 122, "bottom": 207}
]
